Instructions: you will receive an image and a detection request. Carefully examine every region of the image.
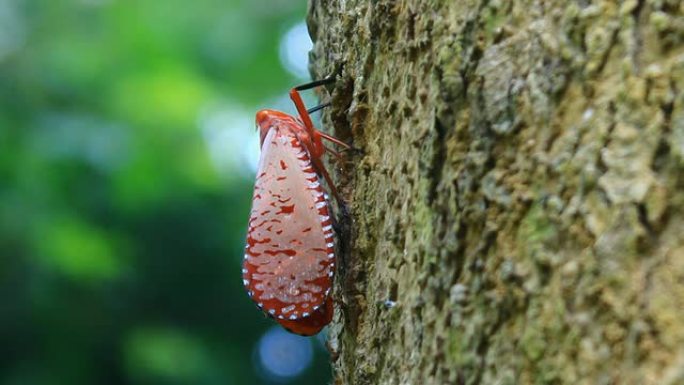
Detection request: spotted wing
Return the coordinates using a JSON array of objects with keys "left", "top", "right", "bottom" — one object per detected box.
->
[
  {"left": 242, "top": 125, "right": 335, "bottom": 321},
  {"left": 276, "top": 297, "right": 333, "bottom": 336}
]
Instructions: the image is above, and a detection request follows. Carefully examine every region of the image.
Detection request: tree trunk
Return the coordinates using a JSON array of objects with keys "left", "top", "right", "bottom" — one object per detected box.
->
[{"left": 307, "top": 1, "right": 684, "bottom": 384}]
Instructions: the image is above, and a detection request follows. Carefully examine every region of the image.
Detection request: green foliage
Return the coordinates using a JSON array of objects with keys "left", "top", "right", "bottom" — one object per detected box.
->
[
  {"left": 34, "top": 215, "right": 125, "bottom": 282},
  {"left": 0, "top": 0, "right": 330, "bottom": 384}
]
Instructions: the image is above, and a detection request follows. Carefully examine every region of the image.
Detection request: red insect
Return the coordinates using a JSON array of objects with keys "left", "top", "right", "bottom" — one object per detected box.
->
[{"left": 242, "top": 76, "right": 348, "bottom": 336}]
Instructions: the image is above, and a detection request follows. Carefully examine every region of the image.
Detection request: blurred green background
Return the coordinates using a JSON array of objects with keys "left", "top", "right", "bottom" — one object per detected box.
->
[{"left": 0, "top": 0, "right": 332, "bottom": 384}]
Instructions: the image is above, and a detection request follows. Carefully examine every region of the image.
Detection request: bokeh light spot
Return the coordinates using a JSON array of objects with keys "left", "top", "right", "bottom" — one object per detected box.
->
[
  {"left": 199, "top": 102, "right": 260, "bottom": 178},
  {"left": 34, "top": 216, "right": 124, "bottom": 282},
  {"left": 279, "top": 22, "right": 312, "bottom": 80},
  {"left": 256, "top": 326, "right": 313, "bottom": 382},
  {"left": 0, "top": 0, "right": 25, "bottom": 61},
  {"left": 124, "top": 328, "right": 210, "bottom": 382}
]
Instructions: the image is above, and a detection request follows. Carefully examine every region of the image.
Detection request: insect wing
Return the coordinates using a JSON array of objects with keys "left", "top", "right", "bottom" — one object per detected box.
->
[
  {"left": 276, "top": 297, "right": 333, "bottom": 336},
  {"left": 243, "top": 125, "right": 335, "bottom": 322}
]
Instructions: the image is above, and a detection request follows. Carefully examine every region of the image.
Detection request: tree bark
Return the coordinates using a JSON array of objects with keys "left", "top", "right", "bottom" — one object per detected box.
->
[{"left": 308, "top": 1, "right": 684, "bottom": 384}]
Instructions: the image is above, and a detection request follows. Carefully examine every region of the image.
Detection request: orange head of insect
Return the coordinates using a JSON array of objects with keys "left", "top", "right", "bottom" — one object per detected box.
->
[
  {"left": 255, "top": 109, "right": 279, "bottom": 146},
  {"left": 255, "top": 109, "right": 319, "bottom": 156}
]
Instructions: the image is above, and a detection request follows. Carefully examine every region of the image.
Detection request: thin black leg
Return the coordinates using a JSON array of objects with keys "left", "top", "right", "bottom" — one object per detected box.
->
[
  {"left": 293, "top": 74, "right": 337, "bottom": 92},
  {"left": 307, "top": 101, "right": 331, "bottom": 114}
]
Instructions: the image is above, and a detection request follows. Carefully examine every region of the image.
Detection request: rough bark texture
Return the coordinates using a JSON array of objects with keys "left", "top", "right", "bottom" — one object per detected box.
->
[{"left": 307, "top": 1, "right": 684, "bottom": 384}]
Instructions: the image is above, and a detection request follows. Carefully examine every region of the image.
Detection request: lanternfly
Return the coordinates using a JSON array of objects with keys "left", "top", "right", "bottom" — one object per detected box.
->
[{"left": 242, "top": 76, "right": 348, "bottom": 336}]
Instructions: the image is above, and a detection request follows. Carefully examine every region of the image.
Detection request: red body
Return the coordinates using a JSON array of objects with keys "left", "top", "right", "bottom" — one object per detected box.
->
[{"left": 242, "top": 110, "right": 336, "bottom": 336}]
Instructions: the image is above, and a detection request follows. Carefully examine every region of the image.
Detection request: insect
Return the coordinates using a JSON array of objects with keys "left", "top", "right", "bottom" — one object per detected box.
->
[{"left": 242, "top": 76, "right": 349, "bottom": 336}]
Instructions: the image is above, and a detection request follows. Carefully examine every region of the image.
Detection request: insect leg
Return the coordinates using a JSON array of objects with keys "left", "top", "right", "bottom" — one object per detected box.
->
[
  {"left": 324, "top": 145, "right": 345, "bottom": 161},
  {"left": 319, "top": 131, "right": 352, "bottom": 150},
  {"left": 310, "top": 156, "right": 345, "bottom": 209},
  {"left": 307, "top": 101, "right": 331, "bottom": 115},
  {"left": 306, "top": 101, "right": 357, "bottom": 153},
  {"left": 289, "top": 74, "right": 337, "bottom": 140},
  {"left": 292, "top": 75, "right": 337, "bottom": 92}
]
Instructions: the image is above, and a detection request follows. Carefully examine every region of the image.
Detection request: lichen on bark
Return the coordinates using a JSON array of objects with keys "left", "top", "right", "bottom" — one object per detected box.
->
[{"left": 308, "top": 1, "right": 684, "bottom": 384}]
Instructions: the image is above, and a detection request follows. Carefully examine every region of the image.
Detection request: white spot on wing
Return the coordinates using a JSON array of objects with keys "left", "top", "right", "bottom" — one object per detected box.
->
[{"left": 281, "top": 305, "right": 296, "bottom": 314}]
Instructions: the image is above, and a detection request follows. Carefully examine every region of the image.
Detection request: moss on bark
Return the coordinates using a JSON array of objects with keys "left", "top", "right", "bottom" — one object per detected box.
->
[{"left": 308, "top": 1, "right": 684, "bottom": 384}]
